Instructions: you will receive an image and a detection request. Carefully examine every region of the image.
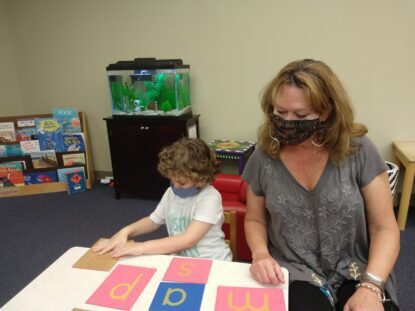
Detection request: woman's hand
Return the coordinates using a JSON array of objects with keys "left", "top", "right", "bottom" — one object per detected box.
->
[
  {"left": 344, "top": 287, "right": 384, "bottom": 311},
  {"left": 111, "top": 242, "right": 144, "bottom": 258},
  {"left": 250, "top": 252, "right": 285, "bottom": 285},
  {"left": 91, "top": 230, "right": 129, "bottom": 255}
]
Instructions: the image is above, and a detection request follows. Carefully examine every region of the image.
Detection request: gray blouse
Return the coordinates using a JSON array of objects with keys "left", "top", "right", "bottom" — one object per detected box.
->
[{"left": 242, "top": 135, "right": 398, "bottom": 306}]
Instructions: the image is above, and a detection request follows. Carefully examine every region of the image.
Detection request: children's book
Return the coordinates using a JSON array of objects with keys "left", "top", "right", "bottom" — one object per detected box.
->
[
  {"left": 30, "top": 150, "right": 58, "bottom": 168},
  {"left": 16, "top": 118, "right": 36, "bottom": 128},
  {"left": 0, "top": 145, "right": 6, "bottom": 157},
  {"left": 57, "top": 166, "right": 85, "bottom": 183},
  {"left": 5, "top": 144, "right": 23, "bottom": 156},
  {"left": 62, "top": 133, "right": 85, "bottom": 152},
  {"left": 66, "top": 170, "right": 86, "bottom": 194},
  {"left": 52, "top": 108, "right": 82, "bottom": 134},
  {"left": 0, "top": 161, "right": 24, "bottom": 187},
  {"left": 0, "top": 122, "right": 16, "bottom": 143},
  {"left": 62, "top": 152, "right": 86, "bottom": 166},
  {"left": 36, "top": 118, "right": 64, "bottom": 152},
  {"left": 24, "top": 170, "right": 58, "bottom": 185},
  {"left": 16, "top": 127, "right": 37, "bottom": 141},
  {"left": 20, "top": 140, "right": 40, "bottom": 154}
]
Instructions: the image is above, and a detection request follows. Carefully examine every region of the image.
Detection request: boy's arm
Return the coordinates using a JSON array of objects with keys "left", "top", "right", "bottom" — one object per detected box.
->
[
  {"left": 92, "top": 216, "right": 160, "bottom": 255},
  {"left": 111, "top": 220, "right": 212, "bottom": 257}
]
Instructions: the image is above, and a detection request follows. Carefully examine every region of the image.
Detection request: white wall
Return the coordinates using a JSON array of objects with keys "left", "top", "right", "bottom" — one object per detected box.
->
[
  {"left": 0, "top": 0, "right": 23, "bottom": 116},
  {"left": 3, "top": 0, "right": 415, "bottom": 171}
]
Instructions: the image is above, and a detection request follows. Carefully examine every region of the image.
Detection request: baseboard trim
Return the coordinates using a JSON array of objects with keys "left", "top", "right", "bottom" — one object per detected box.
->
[{"left": 94, "top": 170, "right": 113, "bottom": 180}]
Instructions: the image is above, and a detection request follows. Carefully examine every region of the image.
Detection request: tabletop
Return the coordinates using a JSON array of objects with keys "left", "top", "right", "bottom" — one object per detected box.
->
[{"left": 3, "top": 247, "right": 289, "bottom": 311}]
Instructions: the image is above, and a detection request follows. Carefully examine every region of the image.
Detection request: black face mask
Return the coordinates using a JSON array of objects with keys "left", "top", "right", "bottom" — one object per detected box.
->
[{"left": 270, "top": 114, "right": 321, "bottom": 146}]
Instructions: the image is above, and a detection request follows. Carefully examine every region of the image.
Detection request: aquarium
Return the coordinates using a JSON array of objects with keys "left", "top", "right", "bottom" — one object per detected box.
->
[{"left": 106, "top": 58, "right": 191, "bottom": 116}]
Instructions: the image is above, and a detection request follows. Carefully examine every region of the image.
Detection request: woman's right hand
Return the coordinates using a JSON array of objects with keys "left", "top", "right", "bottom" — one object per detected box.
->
[
  {"left": 91, "top": 230, "right": 129, "bottom": 255},
  {"left": 250, "top": 252, "right": 285, "bottom": 285}
]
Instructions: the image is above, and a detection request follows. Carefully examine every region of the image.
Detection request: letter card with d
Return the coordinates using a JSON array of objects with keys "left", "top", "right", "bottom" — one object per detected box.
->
[
  {"left": 86, "top": 264, "right": 156, "bottom": 310},
  {"left": 162, "top": 257, "right": 212, "bottom": 284}
]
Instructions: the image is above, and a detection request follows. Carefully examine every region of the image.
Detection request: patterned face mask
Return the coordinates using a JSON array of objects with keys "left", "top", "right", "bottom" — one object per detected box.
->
[{"left": 270, "top": 114, "right": 321, "bottom": 146}]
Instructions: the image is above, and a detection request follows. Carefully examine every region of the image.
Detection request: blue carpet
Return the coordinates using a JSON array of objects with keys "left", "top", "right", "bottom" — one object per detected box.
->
[{"left": 0, "top": 183, "right": 413, "bottom": 309}]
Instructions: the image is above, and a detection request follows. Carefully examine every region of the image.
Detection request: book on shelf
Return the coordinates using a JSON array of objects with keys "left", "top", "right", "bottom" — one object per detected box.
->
[
  {"left": 57, "top": 166, "right": 85, "bottom": 183},
  {"left": 24, "top": 169, "right": 58, "bottom": 185},
  {"left": 16, "top": 127, "right": 37, "bottom": 141},
  {"left": 20, "top": 140, "right": 41, "bottom": 154},
  {"left": 30, "top": 150, "right": 58, "bottom": 168},
  {"left": 0, "top": 122, "right": 16, "bottom": 143},
  {"left": 16, "top": 118, "right": 36, "bottom": 128},
  {"left": 66, "top": 170, "right": 86, "bottom": 194},
  {"left": 0, "top": 161, "right": 24, "bottom": 187},
  {"left": 52, "top": 107, "right": 82, "bottom": 134},
  {"left": 6, "top": 144, "right": 23, "bottom": 156},
  {"left": 0, "top": 145, "right": 6, "bottom": 157},
  {"left": 61, "top": 152, "right": 86, "bottom": 166},
  {"left": 62, "top": 133, "right": 85, "bottom": 152},
  {"left": 36, "top": 118, "right": 64, "bottom": 152}
]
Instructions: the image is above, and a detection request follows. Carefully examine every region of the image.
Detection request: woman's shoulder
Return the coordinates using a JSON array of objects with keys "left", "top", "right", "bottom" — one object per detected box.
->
[{"left": 350, "top": 135, "right": 378, "bottom": 154}]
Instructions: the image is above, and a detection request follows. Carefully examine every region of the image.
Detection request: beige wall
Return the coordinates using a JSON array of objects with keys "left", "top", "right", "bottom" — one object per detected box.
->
[
  {"left": 0, "top": 0, "right": 23, "bottom": 116},
  {"left": 3, "top": 0, "right": 415, "bottom": 172}
]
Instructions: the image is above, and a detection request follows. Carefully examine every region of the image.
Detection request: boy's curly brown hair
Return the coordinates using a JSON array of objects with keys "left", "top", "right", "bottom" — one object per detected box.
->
[{"left": 157, "top": 138, "right": 220, "bottom": 186}]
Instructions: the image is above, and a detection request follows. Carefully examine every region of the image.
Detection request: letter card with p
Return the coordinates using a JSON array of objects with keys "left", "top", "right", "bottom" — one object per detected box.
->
[{"left": 86, "top": 264, "right": 156, "bottom": 310}]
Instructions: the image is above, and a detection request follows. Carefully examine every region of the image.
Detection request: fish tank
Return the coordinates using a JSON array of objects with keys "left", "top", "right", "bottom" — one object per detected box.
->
[{"left": 106, "top": 58, "right": 191, "bottom": 117}]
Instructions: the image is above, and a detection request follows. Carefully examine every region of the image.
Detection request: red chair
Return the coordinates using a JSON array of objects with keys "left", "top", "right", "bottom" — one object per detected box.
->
[{"left": 213, "top": 173, "right": 252, "bottom": 261}]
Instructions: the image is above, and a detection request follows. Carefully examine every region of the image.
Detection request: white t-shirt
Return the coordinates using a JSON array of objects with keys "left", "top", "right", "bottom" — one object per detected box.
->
[{"left": 149, "top": 185, "right": 232, "bottom": 261}]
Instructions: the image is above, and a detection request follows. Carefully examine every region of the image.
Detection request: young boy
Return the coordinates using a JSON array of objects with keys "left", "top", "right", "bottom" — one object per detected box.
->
[{"left": 92, "top": 138, "right": 232, "bottom": 261}]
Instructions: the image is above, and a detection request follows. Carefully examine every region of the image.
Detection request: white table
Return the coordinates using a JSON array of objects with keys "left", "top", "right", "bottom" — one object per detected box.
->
[{"left": 3, "top": 247, "right": 289, "bottom": 310}]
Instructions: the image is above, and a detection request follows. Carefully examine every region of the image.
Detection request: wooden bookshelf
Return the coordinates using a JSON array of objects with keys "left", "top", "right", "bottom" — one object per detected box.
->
[{"left": 0, "top": 111, "right": 94, "bottom": 198}]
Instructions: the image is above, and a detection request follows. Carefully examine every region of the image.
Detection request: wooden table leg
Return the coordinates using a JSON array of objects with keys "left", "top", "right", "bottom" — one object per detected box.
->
[{"left": 397, "top": 164, "right": 415, "bottom": 230}]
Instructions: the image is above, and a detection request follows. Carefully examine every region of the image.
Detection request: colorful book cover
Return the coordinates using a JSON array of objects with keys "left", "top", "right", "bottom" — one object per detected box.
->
[
  {"left": 66, "top": 170, "right": 86, "bottom": 194},
  {"left": 0, "top": 161, "right": 24, "bottom": 187},
  {"left": 0, "top": 122, "right": 16, "bottom": 143},
  {"left": 16, "top": 118, "right": 36, "bottom": 128},
  {"left": 52, "top": 107, "right": 82, "bottom": 134},
  {"left": 24, "top": 170, "right": 58, "bottom": 185},
  {"left": 62, "top": 152, "right": 85, "bottom": 166},
  {"left": 5, "top": 144, "right": 23, "bottom": 156},
  {"left": 20, "top": 140, "right": 41, "bottom": 154},
  {"left": 62, "top": 133, "right": 85, "bottom": 152},
  {"left": 16, "top": 127, "right": 37, "bottom": 141},
  {"left": 36, "top": 118, "right": 64, "bottom": 152},
  {"left": 30, "top": 150, "right": 58, "bottom": 168},
  {"left": 0, "top": 145, "right": 6, "bottom": 157},
  {"left": 57, "top": 166, "right": 84, "bottom": 183}
]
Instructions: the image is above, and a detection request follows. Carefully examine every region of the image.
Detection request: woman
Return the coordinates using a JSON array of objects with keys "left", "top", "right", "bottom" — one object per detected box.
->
[{"left": 243, "top": 59, "right": 399, "bottom": 310}]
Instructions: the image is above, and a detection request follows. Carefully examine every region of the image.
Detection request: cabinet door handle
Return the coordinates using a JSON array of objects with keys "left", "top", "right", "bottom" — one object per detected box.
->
[
  {"left": 145, "top": 126, "right": 149, "bottom": 130},
  {"left": 140, "top": 126, "right": 145, "bottom": 130}
]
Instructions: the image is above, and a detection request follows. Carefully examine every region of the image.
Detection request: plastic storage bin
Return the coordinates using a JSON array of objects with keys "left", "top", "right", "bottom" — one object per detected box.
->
[{"left": 106, "top": 58, "right": 191, "bottom": 116}]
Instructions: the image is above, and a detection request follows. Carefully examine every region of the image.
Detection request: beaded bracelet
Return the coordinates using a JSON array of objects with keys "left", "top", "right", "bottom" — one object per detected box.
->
[{"left": 355, "top": 282, "right": 391, "bottom": 303}]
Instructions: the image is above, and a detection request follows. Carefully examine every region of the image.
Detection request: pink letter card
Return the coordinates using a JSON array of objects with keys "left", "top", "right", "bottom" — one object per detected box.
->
[
  {"left": 215, "top": 286, "right": 287, "bottom": 311},
  {"left": 162, "top": 257, "right": 212, "bottom": 284},
  {"left": 86, "top": 264, "right": 156, "bottom": 310}
]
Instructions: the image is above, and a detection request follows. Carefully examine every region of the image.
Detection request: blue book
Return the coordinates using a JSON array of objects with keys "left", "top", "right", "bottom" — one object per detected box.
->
[
  {"left": 24, "top": 170, "right": 58, "bottom": 185},
  {"left": 52, "top": 108, "right": 82, "bottom": 134},
  {"left": 62, "top": 133, "right": 85, "bottom": 152},
  {"left": 66, "top": 170, "right": 86, "bottom": 194},
  {"left": 36, "top": 118, "right": 64, "bottom": 152},
  {"left": 6, "top": 144, "right": 23, "bottom": 156},
  {"left": 57, "top": 166, "right": 84, "bottom": 183}
]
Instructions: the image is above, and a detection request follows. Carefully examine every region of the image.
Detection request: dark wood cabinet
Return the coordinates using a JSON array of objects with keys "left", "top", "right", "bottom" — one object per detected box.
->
[{"left": 104, "top": 114, "right": 199, "bottom": 199}]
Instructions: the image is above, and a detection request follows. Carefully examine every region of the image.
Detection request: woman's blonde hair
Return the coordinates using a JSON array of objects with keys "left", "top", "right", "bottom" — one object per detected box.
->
[
  {"left": 258, "top": 59, "right": 367, "bottom": 164},
  {"left": 157, "top": 138, "right": 220, "bottom": 185}
]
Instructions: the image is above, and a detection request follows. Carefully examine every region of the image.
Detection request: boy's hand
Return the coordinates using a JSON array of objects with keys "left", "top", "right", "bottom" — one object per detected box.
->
[
  {"left": 111, "top": 242, "right": 144, "bottom": 258},
  {"left": 91, "top": 231, "right": 128, "bottom": 255}
]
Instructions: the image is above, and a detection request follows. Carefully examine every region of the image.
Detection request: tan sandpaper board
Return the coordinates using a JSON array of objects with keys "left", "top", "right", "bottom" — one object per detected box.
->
[{"left": 72, "top": 238, "right": 118, "bottom": 271}]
